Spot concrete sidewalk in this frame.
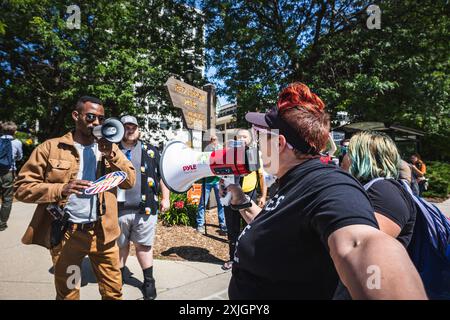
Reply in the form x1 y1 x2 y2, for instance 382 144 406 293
434 198 450 218
2 198 449 300
0 202 230 300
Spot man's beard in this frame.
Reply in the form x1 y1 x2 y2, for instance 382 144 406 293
123 134 138 144
79 125 94 138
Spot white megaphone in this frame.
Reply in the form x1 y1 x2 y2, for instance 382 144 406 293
160 140 260 193
92 118 125 143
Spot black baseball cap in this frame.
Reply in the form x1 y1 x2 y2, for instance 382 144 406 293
245 107 317 154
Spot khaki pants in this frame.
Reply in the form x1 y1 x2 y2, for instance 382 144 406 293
50 225 123 300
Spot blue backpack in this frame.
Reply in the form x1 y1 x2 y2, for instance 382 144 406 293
0 138 13 171
364 178 450 299
399 180 450 300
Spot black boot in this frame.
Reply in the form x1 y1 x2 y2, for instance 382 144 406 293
142 278 157 300
142 267 156 300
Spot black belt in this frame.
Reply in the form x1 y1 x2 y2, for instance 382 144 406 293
68 221 98 232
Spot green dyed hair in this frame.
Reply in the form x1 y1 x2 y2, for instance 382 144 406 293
348 131 401 183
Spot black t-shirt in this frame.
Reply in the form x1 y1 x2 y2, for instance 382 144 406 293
333 178 418 300
228 158 379 300
365 179 416 247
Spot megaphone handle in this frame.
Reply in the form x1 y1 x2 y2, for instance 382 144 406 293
218 177 233 207
201 180 207 235
220 192 232 207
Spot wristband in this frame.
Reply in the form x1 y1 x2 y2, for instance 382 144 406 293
230 195 252 210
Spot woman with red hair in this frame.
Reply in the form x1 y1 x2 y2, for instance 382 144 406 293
224 82 426 299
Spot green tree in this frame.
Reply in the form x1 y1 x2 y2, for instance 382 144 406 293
204 0 449 160
311 0 450 160
204 0 371 120
0 0 205 140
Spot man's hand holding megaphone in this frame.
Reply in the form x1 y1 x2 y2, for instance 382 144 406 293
91 117 125 159
97 138 114 159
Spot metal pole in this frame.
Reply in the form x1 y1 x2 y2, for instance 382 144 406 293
202 84 218 213
203 83 216 137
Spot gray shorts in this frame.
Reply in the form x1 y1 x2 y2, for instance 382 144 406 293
118 210 158 248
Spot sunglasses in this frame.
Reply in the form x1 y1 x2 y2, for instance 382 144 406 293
82 113 105 123
252 125 294 150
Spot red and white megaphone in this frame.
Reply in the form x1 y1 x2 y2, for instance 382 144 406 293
160 140 260 193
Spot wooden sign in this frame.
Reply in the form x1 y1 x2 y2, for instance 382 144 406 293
165 76 208 131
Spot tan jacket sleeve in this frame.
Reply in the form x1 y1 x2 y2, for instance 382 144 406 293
106 143 136 190
14 141 65 203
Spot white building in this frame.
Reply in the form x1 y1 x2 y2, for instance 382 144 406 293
216 102 237 130
136 5 205 148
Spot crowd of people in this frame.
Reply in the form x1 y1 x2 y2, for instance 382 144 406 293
0 81 440 300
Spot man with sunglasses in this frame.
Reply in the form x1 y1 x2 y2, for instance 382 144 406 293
14 96 136 300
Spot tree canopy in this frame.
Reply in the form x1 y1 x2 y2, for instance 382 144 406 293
204 0 449 159
1 0 448 159
0 0 204 140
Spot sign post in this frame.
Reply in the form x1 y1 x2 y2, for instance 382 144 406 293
165 76 218 212
165 76 208 132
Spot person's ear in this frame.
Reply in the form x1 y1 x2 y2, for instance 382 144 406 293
72 110 79 122
278 135 287 151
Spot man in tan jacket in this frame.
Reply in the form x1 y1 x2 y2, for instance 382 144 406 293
14 96 136 300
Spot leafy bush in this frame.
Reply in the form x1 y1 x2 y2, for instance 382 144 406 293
421 133 450 162
422 161 450 198
159 192 198 227
14 131 37 172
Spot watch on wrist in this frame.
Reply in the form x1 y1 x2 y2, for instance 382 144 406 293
231 195 252 210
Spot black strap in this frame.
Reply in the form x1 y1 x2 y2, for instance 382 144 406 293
97 157 106 217
140 142 146 211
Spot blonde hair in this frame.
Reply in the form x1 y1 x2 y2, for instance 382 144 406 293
348 131 400 183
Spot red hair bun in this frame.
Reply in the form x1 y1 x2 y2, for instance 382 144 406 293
277 82 325 114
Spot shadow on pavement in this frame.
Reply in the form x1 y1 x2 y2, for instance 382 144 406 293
203 233 228 244
203 224 228 243
120 265 143 289
161 246 224 264
48 257 143 290
80 257 97 286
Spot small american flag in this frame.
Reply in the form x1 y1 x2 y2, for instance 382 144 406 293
85 171 127 195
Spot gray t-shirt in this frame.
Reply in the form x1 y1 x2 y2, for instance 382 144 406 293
64 142 99 223
118 141 142 214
